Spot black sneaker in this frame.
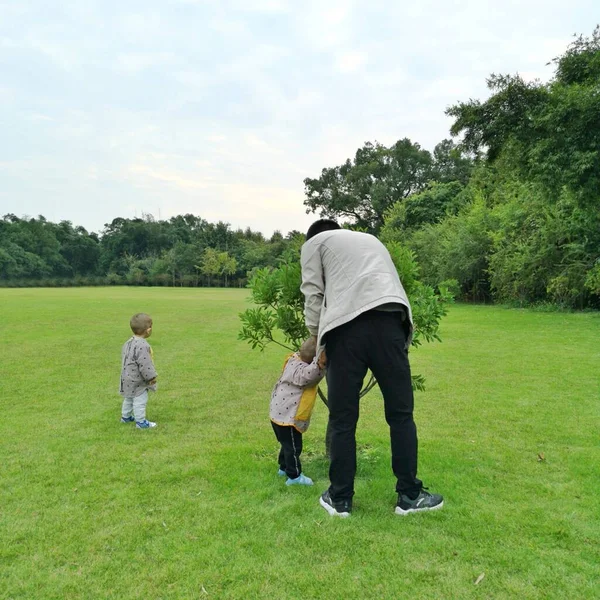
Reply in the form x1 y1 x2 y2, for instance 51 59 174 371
319 491 352 518
395 489 444 516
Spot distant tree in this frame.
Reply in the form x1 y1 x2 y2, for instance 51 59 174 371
446 27 600 206
382 181 468 237
431 139 474 185
444 26 600 307
0 212 301 287
0 215 70 278
303 138 434 233
55 221 100 275
199 248 221 286
220 251 237 287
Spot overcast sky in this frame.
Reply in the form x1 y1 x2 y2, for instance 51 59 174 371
0 0 596 236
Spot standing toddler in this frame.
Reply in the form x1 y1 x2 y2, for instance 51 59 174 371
270 337 326 485
120 313 158 429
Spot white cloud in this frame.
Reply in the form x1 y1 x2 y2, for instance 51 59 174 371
116 52 177 73
0 0 593 235
335 50 367 73
117 11 165 42
206 134 227 143
2 35 81 70
209 17 250 36
127 165 212 191
23 112 55 122
231 0 291 13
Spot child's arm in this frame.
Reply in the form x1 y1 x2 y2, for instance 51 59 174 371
288 358 325 388
137 343 158 382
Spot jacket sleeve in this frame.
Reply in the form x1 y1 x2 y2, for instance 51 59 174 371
300 243 325 336
137 343 157 382
288 359 325 388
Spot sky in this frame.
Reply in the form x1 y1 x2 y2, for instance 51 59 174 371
0 0 596 236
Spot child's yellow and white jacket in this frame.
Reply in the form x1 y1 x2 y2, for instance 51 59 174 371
269 353 325 433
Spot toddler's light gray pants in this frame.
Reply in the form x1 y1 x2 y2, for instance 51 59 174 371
122 390 148 422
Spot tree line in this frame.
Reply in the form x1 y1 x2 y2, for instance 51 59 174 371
0 213 304 288
0 136 468 291
2 28 599 308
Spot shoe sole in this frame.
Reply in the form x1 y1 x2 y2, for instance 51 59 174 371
395 501 444 516
319 496 351 518
286 480 313 486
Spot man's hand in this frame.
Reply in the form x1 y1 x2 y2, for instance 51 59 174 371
149 378 157 385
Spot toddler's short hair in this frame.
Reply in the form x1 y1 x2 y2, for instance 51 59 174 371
130 313 152 335
299 337 317 363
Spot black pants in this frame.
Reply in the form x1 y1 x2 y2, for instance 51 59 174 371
326 309 423 501
271 422 303 479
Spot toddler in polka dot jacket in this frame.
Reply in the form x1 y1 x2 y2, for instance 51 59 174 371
270 337 326 485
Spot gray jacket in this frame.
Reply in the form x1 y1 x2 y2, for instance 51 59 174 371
300 229 413 347
119 336 158 398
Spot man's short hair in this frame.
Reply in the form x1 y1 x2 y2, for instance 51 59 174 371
306 219 341 241
130 313 152 335
299 337 317 363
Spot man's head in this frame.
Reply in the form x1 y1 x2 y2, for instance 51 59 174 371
299 336 317 364
130 313 153 338
306 219 341 241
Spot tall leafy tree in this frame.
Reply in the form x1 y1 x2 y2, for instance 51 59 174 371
220 252 237 287
303 138 434 233
199 248 222 287
55 221 100 275
382 181 468 236
431 139 474 185
446 27 600 206
443 27 600 307
0 215 70 278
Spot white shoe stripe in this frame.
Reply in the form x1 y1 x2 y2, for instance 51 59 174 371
395 500 444 516
319 496 350 518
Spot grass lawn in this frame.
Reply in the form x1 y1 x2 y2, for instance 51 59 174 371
1 287 599 599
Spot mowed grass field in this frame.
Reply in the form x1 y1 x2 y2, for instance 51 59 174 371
1 287 599 600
